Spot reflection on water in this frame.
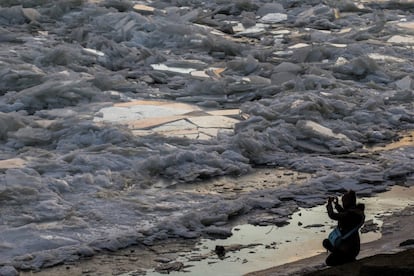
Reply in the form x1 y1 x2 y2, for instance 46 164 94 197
142 185 414 276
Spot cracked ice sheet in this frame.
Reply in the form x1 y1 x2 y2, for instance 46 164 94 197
95 100 241 139
95 100 201 123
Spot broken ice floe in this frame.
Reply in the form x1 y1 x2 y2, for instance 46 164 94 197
300 120 350 141
82 47 105 57
133 4 155 15
0 158 26 170
387 35 414 44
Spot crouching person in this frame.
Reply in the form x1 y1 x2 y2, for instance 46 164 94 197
323 190 365 266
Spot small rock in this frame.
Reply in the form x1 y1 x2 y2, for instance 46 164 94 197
399 239 414 247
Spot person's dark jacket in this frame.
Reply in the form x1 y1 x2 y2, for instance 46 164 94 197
327 202 365 258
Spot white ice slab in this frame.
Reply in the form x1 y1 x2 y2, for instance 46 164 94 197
387 35 414 44
114 100 198 111
368 53 405 63
288 43 309 49
328 43 347 48
0 158 26 169
126 116 187 129
133 4 155 13
231 23 245 33
273 50 294 57
82 48 105 57
151 119 197 132
206 109 240 116
335 57 348 66
396 22 414 30
150 64 197 74
302 120 350 140
338 28 352 34
271 29 291 35
236 24 267 36
187 116 239 129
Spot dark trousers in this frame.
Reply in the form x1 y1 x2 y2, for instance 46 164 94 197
323 239 356 266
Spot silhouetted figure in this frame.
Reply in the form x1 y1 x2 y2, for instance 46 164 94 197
323 190 365 266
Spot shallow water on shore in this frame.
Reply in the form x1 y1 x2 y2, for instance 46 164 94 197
141 185 414 276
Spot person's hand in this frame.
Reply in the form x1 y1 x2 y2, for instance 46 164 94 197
333 197 338 204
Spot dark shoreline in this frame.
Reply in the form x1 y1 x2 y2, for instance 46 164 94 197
305 247 414 276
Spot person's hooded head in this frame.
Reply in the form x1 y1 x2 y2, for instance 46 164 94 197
342 190 357 209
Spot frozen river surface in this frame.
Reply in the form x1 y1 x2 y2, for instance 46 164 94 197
0 0 413 272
